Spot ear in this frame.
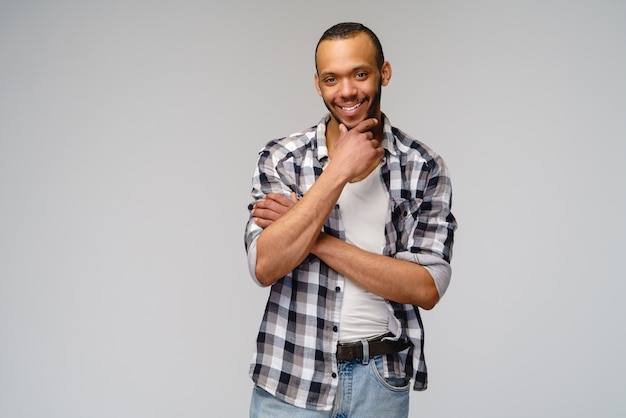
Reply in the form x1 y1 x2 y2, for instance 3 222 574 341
381 61 392 86
314 72 323 96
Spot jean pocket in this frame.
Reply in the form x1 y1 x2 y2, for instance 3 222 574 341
370 355 410 391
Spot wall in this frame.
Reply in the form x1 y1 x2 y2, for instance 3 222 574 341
1 1 624 416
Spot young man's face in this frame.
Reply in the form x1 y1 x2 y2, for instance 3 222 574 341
314 33 391 131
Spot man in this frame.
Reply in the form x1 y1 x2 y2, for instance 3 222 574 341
244 22 456 417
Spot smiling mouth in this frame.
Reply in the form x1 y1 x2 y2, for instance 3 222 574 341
340 102 362 111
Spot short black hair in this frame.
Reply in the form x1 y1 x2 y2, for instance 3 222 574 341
315 22 385 70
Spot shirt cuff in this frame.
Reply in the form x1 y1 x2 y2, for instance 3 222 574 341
247 237 264 287
394 251 452 298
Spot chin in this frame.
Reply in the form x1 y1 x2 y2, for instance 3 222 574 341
332 111 367 130
325 100 375 130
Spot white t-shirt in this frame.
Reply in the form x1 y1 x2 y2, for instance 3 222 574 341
337 164 392 342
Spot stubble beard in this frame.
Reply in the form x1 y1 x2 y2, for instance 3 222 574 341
324 83 383 131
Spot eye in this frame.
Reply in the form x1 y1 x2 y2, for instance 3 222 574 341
324 77 336 84
355 71 368 79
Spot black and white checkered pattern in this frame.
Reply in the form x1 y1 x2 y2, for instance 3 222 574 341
244 114 456 411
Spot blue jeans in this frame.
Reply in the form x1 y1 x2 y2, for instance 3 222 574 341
249 355 410 418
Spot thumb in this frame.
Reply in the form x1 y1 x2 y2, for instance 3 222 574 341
338 123 347 136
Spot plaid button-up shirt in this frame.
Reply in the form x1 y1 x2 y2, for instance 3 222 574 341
244 114 456 410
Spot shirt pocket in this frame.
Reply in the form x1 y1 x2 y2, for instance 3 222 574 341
391 197 424 250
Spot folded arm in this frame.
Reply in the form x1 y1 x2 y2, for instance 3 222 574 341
253 119 383 285
311 233 440 309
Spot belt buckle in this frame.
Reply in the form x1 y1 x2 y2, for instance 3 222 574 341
337 341 362 361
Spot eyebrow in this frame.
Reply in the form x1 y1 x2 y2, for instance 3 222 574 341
319 65 372 78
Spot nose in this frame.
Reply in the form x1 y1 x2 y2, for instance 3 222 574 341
339 79 357 98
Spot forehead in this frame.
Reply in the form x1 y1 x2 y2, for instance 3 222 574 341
315 33 378 73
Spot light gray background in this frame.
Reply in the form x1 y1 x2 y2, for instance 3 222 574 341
1 1 624 417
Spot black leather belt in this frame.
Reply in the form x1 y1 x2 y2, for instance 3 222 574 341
336 334 412 361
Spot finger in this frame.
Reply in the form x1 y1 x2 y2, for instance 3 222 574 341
253 217 272 229
256 193 288 208
265 193 296 208
252 207 281 221
352 118 378 133
263 192 286 202
290 192 298 203
255 196 292 216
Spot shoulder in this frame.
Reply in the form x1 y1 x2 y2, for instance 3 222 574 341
259 125 318 158
390 126 446 172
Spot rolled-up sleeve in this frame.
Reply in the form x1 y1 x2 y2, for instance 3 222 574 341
395 251 452 298
392 146 456 300
244 139 300 286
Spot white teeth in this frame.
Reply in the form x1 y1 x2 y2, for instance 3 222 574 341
342 103 361 111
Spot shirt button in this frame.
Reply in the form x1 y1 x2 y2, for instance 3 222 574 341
332 372 337 378
335 286 341 292
333 325 338 332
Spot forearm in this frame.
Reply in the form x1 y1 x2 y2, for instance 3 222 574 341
253 118 385 285
255 169 347 285
311 233 440 309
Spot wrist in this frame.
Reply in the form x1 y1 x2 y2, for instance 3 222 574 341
323 161 352 186
310 232 328 256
